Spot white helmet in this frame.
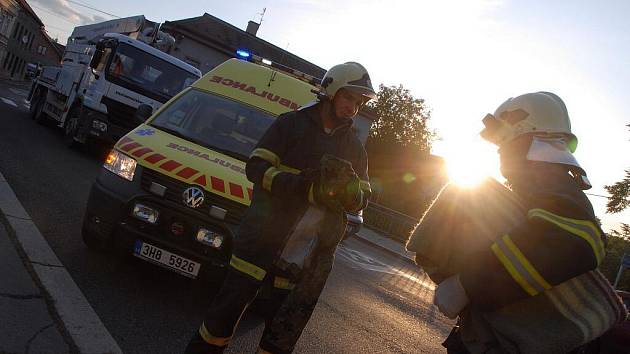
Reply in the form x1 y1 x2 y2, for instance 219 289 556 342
320 62 377 101
480 91 577 152
481 92 591 189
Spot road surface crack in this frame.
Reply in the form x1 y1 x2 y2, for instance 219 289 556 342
24 323 54 354
4 213 32 221
29 260 63 268
0 292 43 300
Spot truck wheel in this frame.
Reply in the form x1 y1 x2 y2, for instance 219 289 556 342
64 107 82 148
31 91 47 123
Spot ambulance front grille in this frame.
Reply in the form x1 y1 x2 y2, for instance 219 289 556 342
140 168 247 225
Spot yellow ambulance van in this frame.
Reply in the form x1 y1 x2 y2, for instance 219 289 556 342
81 55 373 279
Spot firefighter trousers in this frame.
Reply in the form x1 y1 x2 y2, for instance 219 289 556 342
184 267 292 354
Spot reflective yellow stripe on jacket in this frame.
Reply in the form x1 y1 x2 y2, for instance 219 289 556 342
252 148 301 192
528 208 605 264
199 322 231 346
229 255 267 281
491 234 552 296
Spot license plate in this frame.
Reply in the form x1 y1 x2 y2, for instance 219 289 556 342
133 240 201 278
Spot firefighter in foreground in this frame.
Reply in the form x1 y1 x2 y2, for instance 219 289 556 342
414 92 627 353
185 62 375 354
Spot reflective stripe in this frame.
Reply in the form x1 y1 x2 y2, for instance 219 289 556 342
262 166 283 192
308 183 316 204
491 242 539 296
528 209 604 264
251 148 280 167
359 180 372 193
229 255 266 281
199 322 231 346
501 235 552 290
250 148 301 175
273 277 295 290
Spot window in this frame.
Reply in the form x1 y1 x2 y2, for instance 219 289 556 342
150 89 276 159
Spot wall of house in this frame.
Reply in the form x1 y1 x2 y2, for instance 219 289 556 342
165 28 231 74
0 7 60 80
0 0 18 78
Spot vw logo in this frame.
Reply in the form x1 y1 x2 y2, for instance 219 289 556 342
182 186 204 208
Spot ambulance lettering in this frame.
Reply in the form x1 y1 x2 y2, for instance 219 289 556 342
209 75 301 110
166 143 246 175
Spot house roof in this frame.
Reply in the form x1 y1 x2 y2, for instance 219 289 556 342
162 13 326 79
16 0 44 27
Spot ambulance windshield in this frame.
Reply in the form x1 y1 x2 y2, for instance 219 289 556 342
150 89 276 160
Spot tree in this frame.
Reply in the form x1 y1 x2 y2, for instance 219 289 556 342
363 84 443 218
600 124 630 290
604 124 630 213
367 84 437 154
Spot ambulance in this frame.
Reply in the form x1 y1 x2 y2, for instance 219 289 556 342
81 54 373 279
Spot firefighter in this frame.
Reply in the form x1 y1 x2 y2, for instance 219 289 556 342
435 92 609 351
184 62 375 354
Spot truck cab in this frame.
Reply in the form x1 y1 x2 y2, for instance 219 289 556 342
28 16 202 147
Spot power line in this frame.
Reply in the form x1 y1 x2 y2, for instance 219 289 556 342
585 192 610 199
65 0 120 18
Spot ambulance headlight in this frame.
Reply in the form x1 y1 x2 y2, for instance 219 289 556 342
196 228 224 249
104 150 137 181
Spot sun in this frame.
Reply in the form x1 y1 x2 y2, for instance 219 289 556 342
440 138 501 188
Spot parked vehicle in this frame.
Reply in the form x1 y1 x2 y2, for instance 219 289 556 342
28 16 201 147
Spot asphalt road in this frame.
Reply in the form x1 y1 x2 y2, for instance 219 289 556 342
0 80 452 353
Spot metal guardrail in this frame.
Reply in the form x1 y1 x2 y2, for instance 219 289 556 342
363 202 420 243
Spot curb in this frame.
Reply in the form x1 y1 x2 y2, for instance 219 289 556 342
0 172 123 354
351 232 417 266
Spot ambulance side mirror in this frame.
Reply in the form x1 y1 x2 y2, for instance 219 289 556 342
135 104 153 123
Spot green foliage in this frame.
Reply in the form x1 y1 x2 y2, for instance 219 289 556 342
604 124 630 213
605 169 630 213
367 84 437 153
364 84 444 217
599 233 630 291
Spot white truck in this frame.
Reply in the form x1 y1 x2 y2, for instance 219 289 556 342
28 16 202 147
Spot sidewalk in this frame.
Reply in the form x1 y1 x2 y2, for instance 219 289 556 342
0 172 122 354
352 226 417 265
0 223 71 353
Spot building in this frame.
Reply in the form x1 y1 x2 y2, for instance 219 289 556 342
0 0 62 80
161 13 325 78
0 0 18 72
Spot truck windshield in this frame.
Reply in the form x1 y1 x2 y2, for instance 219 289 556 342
106 43 199 103
149 89 276 160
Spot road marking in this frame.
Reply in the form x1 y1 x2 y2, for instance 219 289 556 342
337 244 435 289
9 88 27 96
1 97 18 107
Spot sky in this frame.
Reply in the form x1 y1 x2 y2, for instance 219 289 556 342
29 0 630 232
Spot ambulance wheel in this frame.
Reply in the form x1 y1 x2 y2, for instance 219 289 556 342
64 107 82 148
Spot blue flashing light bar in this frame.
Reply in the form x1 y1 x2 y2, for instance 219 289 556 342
236 49 251 59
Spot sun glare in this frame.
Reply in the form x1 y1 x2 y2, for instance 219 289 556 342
439 139 500 188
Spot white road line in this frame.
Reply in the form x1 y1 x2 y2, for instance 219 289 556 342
1 97 18 107
9 88 27 96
